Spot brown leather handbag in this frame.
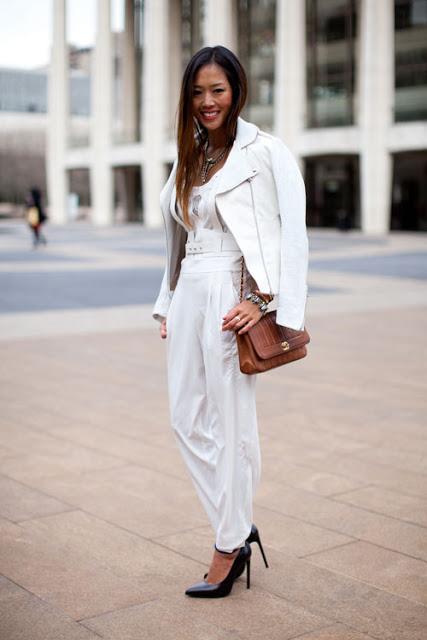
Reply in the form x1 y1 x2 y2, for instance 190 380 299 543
235 259 310 374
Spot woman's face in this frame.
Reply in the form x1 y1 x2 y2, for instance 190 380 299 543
192 63 233 134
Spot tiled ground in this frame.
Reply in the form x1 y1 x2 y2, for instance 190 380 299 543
0 221 426 639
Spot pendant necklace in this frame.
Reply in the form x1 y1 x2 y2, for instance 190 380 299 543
200 141 228 184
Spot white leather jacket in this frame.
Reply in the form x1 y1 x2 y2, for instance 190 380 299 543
152 117 309 330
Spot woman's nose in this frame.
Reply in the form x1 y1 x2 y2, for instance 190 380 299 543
202 92 215 107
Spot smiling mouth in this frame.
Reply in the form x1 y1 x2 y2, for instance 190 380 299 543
201 111 220 120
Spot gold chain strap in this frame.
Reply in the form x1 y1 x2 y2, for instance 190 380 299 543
239 255 244 303
239 255 273 306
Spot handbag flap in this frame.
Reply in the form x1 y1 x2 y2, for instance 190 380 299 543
246 311 310 360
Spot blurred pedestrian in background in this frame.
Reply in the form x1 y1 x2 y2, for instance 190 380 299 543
25 187 48 248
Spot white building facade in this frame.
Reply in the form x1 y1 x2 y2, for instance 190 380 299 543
48 0 427 233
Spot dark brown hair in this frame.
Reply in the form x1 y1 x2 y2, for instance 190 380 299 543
176 46 248 227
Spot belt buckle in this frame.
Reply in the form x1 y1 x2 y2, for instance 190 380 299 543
186 242 202 254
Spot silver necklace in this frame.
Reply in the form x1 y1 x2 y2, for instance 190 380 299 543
200 141 227 184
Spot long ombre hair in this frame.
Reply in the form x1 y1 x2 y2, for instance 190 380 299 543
176 46 248 227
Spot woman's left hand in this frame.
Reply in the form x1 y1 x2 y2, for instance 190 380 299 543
222 300 263 335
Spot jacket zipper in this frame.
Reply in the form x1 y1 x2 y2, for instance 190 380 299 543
247 174 274 297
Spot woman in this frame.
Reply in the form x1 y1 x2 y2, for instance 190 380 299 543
153 46 308 598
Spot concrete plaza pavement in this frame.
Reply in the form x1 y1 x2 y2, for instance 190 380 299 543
0 220 426 639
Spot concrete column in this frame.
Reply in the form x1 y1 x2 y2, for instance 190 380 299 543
47 0 68 224
168 0 181 138
91 0 113 225
203 0 237 51
274 0 306 160
142 0 169 227
359 0 394 233
122 0 138 142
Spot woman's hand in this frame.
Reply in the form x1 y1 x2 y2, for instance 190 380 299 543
222 300 263 335
160 318 167 339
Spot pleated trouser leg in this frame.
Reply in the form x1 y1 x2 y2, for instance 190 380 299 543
166 252 261 552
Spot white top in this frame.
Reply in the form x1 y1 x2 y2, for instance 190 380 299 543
175 167 229 233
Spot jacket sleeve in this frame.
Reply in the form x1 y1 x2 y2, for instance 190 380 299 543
270 138 309 330
151 159 178 324
152 266 173 323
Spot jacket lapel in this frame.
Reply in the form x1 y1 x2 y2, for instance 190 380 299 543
215 142 258 195
215 117 259 195
161 117 259 218
160 159 177 219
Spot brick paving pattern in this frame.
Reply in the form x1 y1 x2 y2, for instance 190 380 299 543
0 220 426 639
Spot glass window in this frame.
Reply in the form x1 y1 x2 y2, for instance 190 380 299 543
238 0 276 132
181 0 204 71
66 0 96 147
111 0 144 144
391 151 427 230
68 169 91 220
394 0 427 121
113 166 143 222
305 155 360 229
306 0 357 128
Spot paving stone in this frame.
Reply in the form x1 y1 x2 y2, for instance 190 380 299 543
261 418 371 456
0 512 203 620
305 539 427 605
302 451 427 499
33 419 189 481
83 596 241 640
0 474 73 521
155 504 354 562
0 576 102 639
253 547 427 640
353 445 427 475
18 509 204 580
0 444 18 459
0 447 125 484
1 228 426 640
289 624 376 639
333 485 427 528
20 464 207 539
82 590 331 640
259 454 366 496
0 423 126 483
255 480 427 561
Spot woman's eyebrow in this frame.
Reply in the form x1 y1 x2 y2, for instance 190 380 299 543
193 82 225 88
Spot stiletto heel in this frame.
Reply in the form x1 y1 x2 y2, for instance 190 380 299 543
247 523 269 568
186 543 252 598
246 557 251 589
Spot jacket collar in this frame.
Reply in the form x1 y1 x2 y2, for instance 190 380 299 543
215 117 259 195
234 116 259 149
164 117 260 220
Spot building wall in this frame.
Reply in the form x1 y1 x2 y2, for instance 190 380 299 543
0 113 46 205
46 0 427 232
0 65 90 205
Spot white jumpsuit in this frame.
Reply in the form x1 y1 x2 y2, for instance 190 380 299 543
166 168 262 553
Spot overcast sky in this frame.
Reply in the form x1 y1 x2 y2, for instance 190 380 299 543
0 0 124 70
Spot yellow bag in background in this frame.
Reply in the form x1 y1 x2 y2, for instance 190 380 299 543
27 206 39 226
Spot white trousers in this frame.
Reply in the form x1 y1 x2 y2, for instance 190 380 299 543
166 230 261 552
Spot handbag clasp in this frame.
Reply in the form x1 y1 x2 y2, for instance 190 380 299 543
281 341 290 351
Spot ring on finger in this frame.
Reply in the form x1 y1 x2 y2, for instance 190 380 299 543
235 316 241 322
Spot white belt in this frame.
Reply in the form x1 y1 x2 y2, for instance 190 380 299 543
185 231 240 254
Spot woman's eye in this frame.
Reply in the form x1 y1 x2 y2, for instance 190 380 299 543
192 88 224 96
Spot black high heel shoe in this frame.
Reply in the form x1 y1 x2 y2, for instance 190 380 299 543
185 543 251 598
203 523 269 579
